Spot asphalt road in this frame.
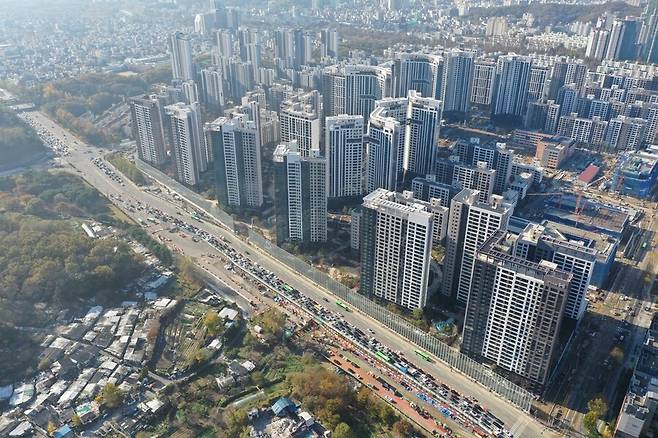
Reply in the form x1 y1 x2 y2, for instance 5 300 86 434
26 110 557 438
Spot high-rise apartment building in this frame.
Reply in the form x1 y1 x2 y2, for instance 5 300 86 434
461 231 571 388
322 65 392 121
130 95 168 167
205 104 263 211
169 32 195 81
514 223 597 320
442 190 513 304
392 53 443 99
273 141 327 245
360 189 439 309
165 102 206 186
471 60 497 106
411 174 457 207
365 100 405 193
441 49 475 115
404 90 443 178
216 29 234 57
200 67 225 111
321 29 339 58
279 90 322 157
326 115 364 199
492 54 532 121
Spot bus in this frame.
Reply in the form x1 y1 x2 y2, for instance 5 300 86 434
335 300 350 311
191 213 203 223
375 351 391 363
415 350 432 362
282 284 294 294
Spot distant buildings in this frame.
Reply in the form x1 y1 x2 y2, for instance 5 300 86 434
321 29 339 59
273 141 327 245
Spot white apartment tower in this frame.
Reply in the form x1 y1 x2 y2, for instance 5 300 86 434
392 52 443 99
130 95 168 167
404 90 443 178
323 64 392 121
279 90 322 157
442 189 513 303
471 60 497 106
441 49 475 114
204 105 263 210
514 224 597 320
169 32 195 81
492 54 532 119
273 141 327 244
360 189 436 309
165 102 206 186
326 115 364 199
462 231 571 387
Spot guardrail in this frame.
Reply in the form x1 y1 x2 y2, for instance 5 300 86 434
247 230 535 412
135 159 235 232
133 158 535 412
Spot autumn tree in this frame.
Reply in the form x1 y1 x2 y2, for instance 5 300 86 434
333 423 357 438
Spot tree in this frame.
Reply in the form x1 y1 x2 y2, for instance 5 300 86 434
47 421 57 436
96 383 124 409
377 402 397 427
256 308 287 337
333 422 357 438
412 308 424 321
392 420 415 437
584 397 608 437
250 370 266 387
223 408 249 438
203 310 221 336
71 414 82 427
610 346 624 364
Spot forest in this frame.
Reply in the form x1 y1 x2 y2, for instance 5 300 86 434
18 65 171 145
0 106 46 170
0 171 145 328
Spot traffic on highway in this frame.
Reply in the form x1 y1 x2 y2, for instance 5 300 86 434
98 189 514 438
18 109 547 437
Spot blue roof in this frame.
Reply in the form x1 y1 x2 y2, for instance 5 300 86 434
271 397 295 416
54 425 72 438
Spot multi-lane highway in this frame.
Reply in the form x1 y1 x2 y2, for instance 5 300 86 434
21 110 558 438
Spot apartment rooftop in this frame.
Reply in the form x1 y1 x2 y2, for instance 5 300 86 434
477 231 573 282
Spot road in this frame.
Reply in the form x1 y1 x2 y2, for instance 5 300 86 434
25 110 557 438
545 210 657 435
